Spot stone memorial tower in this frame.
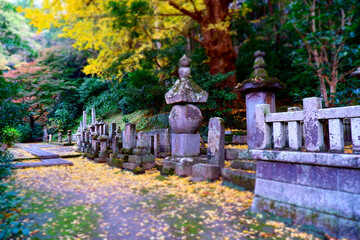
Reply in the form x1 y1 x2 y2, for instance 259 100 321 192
163 55 209 176
236 51 283 149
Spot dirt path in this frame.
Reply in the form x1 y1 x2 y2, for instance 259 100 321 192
8 144 320 239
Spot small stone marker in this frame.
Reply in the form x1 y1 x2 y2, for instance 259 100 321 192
58 130 63 143
67 130 72 143
83 111 87 129
207 117 225 168
91 108 96 124
124 123 136 149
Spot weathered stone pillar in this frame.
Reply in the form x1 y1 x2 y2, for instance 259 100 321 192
236 51 283 149
254 104 271 149
67 130 72 144
58 130 63 143
303 97 324 151
83 111 87 129
43 128 49 143
91 108 96 124
207 117 225 168
163 55 208 177
123 123 136 150
351 118 360 153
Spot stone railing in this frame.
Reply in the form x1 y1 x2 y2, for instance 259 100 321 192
254 97 360 153
250 97 360 239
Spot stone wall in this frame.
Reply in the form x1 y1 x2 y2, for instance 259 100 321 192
252 154 360 239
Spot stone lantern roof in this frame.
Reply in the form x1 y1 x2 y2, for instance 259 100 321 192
235 51 284 93
165 55 208 105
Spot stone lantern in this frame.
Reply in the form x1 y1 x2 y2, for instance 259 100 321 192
163 55 209 176
236 51 284 149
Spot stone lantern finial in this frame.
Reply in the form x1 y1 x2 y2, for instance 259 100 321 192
251 51 268 79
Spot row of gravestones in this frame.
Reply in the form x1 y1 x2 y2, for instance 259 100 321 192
74 113 225 177
74 109 170 173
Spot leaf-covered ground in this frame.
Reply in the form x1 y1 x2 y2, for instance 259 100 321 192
5 147 322 239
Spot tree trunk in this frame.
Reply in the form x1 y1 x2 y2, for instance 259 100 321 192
201 0 237 89
29 115 34 140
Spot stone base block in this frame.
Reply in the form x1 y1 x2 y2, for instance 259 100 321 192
133 148 150 155
163 156 207 177
221 168 256 191
162 161 176 175
94 158 107 163
142 162 155 170
171 134 200 157
128 155 155 164
230 160 256 171
158 152 169 158
99 151 109 159
123 162 140 170
191 163 220 181
107 158 123 168
114 154 129 162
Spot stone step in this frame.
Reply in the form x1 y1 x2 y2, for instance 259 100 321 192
221 168 256 191
230 160 256 171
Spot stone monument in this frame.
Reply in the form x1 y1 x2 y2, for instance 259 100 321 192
236 50 283 149
163 55 208 176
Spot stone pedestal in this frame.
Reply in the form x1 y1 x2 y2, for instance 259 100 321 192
171 134 200 157
95 136 109 163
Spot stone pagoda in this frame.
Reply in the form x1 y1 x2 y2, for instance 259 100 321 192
163 55 209 176
236 50 283 149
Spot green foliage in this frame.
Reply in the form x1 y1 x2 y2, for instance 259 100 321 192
0 150 30 239
0 127 21 146
0 71 26 132
119 70 166 114
15 124 32 143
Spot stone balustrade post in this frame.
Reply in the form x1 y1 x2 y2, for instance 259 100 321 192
303 97 325 151
254 104 271 149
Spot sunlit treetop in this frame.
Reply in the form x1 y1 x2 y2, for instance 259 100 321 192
19 0 250 80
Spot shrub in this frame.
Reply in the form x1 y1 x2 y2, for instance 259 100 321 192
0 127 21 147
0 150 31 239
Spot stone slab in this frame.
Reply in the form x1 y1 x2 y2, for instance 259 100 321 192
231 149 360 169
14 158 73 169
21 147 60 159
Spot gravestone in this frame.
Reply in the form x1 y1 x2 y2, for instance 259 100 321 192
67 130 72 143
123 123 136 149
58 130 63 143
163 55 208 176
207 117 225 168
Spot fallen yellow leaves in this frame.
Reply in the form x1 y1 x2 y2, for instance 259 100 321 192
7 156 320 239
